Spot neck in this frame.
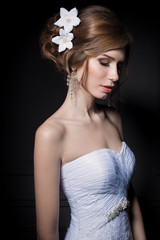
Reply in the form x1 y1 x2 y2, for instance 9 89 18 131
62 87 96 120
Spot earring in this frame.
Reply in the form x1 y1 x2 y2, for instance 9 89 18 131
67 70 78 100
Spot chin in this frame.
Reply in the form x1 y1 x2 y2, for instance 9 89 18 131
89 90 108 100
95 94 108 100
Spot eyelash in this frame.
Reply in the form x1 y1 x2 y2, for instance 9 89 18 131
99 60 110 66
99 60 124 72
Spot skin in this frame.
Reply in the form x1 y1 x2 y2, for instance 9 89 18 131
34 49 147 240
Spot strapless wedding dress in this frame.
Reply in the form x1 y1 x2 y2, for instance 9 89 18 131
60 142 136 240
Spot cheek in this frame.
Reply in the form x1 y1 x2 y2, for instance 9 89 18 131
76 65 85 82
87 60 107 83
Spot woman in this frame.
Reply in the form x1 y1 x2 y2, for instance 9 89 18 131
34 5 147 240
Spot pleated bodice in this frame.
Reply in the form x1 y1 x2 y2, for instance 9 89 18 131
60 142 136 240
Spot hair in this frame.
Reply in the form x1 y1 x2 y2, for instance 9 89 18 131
40 5 132 99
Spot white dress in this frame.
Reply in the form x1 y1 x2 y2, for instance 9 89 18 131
60 142 136 240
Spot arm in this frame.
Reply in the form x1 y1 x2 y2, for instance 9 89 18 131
128 184 147 240
34 121 64 240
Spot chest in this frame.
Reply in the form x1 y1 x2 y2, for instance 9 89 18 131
61 119 121 164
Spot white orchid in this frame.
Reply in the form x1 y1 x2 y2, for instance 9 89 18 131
52 29 74 52
54 7 81 33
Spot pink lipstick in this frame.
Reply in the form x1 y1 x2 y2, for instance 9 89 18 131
101 85 113 93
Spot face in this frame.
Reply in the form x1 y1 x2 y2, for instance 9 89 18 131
77 49 126 99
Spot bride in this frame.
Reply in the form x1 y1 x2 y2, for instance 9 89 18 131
34 5 146 240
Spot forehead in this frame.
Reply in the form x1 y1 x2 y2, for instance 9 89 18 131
98 49 126 62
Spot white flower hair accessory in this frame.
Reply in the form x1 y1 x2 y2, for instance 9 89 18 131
51 7 81 53
52 29 74 53
54 7 81 33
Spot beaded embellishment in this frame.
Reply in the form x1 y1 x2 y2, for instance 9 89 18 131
79 198 130 239
107 199 130 222
66 70 78 100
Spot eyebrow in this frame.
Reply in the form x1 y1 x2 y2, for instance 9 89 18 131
101 53 125 62
101 54 115 60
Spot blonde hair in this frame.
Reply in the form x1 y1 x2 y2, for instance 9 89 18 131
40 5 132 91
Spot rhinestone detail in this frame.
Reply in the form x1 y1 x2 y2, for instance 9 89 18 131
107 199 130 222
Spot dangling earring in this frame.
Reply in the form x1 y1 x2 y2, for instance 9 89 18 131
67 70 78 100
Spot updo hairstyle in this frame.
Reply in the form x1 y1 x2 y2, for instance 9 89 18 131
40 5 132 90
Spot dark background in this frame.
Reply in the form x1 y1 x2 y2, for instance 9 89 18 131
4 0 160 239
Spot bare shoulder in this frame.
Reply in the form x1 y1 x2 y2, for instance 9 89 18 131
35 117 65 142
34 116 66 163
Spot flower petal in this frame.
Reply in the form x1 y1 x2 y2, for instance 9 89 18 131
69 7 78 17
59 28 67 36
64 24 73 33
66 41 73 50
67 32 74 41
60 7 69 17
54 18 64 27
72 16 81 26
58 43 67 52
52 36 61 44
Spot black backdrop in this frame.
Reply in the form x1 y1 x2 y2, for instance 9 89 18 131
4 0 160 239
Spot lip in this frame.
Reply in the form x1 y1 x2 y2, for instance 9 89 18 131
101 85 113 93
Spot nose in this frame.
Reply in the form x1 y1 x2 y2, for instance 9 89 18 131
108 65 119 82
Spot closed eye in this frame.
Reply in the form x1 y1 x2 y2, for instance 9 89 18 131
98 59 110 67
